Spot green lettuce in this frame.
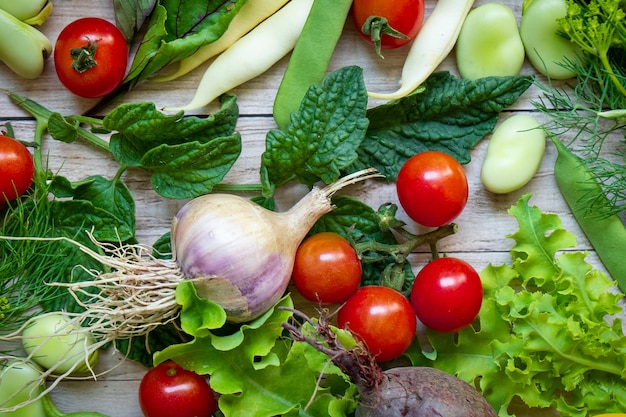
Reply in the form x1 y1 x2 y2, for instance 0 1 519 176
408 194 626 417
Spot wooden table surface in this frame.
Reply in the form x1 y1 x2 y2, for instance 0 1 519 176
0 1 619 416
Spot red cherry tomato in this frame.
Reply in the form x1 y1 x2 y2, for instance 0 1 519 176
337 286 416 362
54 17 128 98
410 257 483 333
352 0 425 50
396 151 469 227
0 135 35 204
138 360 218 417
292 232 362 304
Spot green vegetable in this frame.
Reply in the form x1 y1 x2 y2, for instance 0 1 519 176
272 0 353 131
558 0 626 96
456 3 525 80
0 360 45 416
480 114 546 194
354 72 534 180
88 0 249 113
552 136 626 291
0 0 51 24
163 0 314 113
407 193 626 417
155 288 358 417
21 312 99 375
262 66 369 197
112 0 156 42
0 8 51 79
520 0 582 79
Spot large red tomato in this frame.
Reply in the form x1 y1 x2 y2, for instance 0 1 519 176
410 257 483 333
0 135 35 203
352 0 425 53
292 232 362 305
138 360 218 417
337 286 416 362
396 151 469 227
54 17 128 98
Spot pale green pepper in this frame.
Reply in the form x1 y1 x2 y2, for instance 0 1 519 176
0 9 52 79
520 0 582 79
0 0 52 25
455 3 525 80
480 114 546 194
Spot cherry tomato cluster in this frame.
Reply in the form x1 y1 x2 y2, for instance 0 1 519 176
291 151 482 363
54 17 128 98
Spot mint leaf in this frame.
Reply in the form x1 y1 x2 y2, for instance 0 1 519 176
261 66 369 192
354 72 533 180
407 193 626 417
142 133 241 199
105 97 238 167
49 175 136 242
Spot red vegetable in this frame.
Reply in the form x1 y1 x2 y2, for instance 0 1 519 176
53 17 128 98
139 360 217 417
0 135 34 204
292 232 362 304
410 257 483 332
337 286 416 362
396 151 468 227
352 0 425 57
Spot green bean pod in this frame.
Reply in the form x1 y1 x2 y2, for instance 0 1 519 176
0 8 52 79
272 0 353 131
552 137 626 291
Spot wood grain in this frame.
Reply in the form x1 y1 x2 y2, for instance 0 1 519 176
0 0 620 416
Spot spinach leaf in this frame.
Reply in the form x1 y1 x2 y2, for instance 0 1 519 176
113 0 156 42
354 72 534 180
261 66 369 195
104 96 242 198
49 175 136 242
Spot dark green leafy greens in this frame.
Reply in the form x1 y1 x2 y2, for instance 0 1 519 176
354 72 534 180
113 0 156 42
407 194 626 417
91 0 249 113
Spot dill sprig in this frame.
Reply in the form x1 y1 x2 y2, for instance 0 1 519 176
534 0 626 218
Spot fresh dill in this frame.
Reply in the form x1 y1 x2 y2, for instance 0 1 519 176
534 0 626 217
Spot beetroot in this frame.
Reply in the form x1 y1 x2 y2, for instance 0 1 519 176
282 308 497 417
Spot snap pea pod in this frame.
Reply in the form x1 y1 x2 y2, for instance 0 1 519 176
272 0 353 131
552 137 626 292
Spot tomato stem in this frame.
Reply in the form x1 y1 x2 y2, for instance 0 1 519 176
70 37 99 73
361 15 409 58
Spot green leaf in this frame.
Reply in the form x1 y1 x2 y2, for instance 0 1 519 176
113 0 156 42
176 281 227 338
48 175 136 242
123 0 249 87
407 193 626 417
142 133 242 199
354 72 534 180
261 66 369 191
154 296 357 417
105 97 239 167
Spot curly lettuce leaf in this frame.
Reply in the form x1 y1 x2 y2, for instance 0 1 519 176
353 72 533 180
154 293 357 417
408 193 626 417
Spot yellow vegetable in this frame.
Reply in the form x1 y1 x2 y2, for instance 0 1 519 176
153 0 290 82
367 0 474 100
